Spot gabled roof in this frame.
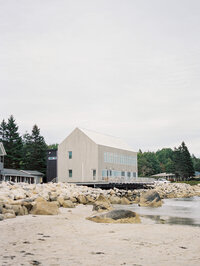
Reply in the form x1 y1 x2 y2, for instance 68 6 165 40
78 128 135 152
0 142 6 156
151 172 175 177
2 169 35 178
20 170 44 176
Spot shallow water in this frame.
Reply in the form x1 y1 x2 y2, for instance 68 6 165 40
116 196 200 226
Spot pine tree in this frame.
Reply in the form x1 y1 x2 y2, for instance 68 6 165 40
181 142 195 178
23 125 47 173
22 132 32 170
192 155 200 172
1 115 23 169
173 142 194 180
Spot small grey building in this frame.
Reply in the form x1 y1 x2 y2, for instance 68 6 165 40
0 142 44 184
58 128 137 183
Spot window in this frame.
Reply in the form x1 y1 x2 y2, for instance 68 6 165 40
93 169 96 180
133 172 136 178
127 172 131 178
103 152 136 166
69 169 72 178
102 169 107 180
121 171 125 177
68 151 72 159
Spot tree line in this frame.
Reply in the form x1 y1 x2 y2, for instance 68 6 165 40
138 142 200 178
1 115 199 180
0 115 47 174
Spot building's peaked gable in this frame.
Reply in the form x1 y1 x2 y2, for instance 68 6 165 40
0 142 6 156
78 128 135 152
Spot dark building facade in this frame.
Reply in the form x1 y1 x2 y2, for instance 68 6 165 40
46 149 57 182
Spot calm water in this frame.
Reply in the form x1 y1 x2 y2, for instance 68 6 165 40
116 196 200 226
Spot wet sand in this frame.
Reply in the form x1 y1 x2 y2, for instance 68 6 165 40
0 205 200 266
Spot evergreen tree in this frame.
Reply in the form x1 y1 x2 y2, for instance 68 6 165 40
23 125 47 173
138 150 161 177
173 142 195 179
192 155 200 172
0 115 23 169
22 132 32 170
156 148 175 173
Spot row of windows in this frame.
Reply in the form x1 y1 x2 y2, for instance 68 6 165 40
102 169 137 178
104 152 136 166
67 151 136 167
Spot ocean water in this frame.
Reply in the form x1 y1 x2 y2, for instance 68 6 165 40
116 196 200 226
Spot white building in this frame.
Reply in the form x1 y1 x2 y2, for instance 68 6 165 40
58 128 137 183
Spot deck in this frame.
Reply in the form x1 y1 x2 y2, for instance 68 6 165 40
69 178 155 190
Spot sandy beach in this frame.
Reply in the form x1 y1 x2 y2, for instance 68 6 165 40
0 205 200 266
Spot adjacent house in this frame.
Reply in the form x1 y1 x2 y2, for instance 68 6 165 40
0 142 44 184
58 128 137 183
151 172 176 181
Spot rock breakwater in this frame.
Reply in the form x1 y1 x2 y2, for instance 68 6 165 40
0 181 200 221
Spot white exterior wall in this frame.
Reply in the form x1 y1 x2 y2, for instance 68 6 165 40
58 128 138 183
98 145 137 182
58 128 98 182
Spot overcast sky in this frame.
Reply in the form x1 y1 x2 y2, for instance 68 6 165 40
0 0 200 156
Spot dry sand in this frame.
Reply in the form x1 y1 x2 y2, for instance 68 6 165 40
0 205 200 266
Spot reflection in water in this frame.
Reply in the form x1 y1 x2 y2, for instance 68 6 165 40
116 196 200 227
141 214 198 227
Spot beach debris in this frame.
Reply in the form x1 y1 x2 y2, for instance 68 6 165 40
91 251 105 255
30 260 41 265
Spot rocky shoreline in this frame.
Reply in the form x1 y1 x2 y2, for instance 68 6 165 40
0 181 200 222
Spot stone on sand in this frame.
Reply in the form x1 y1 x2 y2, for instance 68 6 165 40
62 200 75 208
87 209 141 224
139 190 162 207
30 200 60 215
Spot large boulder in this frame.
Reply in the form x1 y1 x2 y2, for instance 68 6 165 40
93 194 112 212
30 199 60 215
92 201 112 212
11 205 28 216
139 190 162 207
77 195 88 205
62 200 75 208
109 196 121 204
120 197 131 205
57 196 65 206
3 212 16 219
96 194 109 203
85 195 95 204
87 209 141 224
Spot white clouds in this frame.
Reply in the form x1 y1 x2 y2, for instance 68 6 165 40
0 0 200 156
